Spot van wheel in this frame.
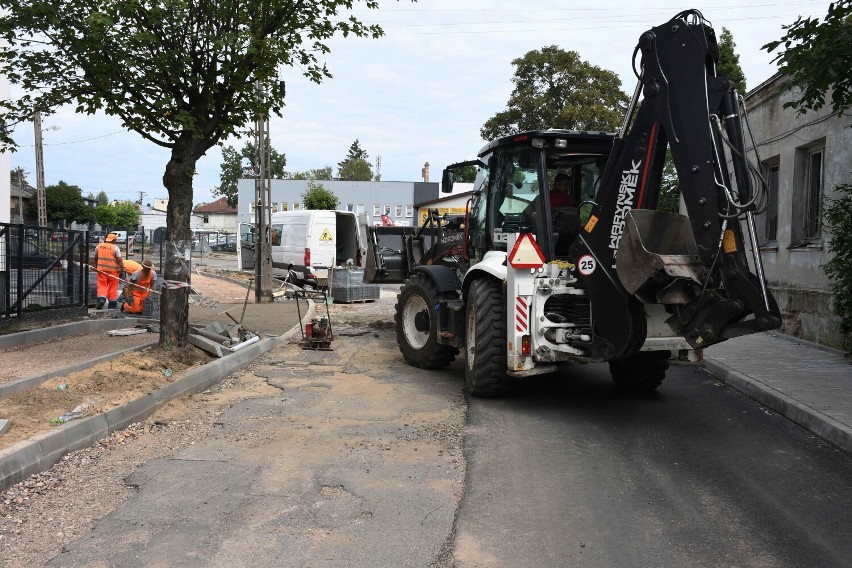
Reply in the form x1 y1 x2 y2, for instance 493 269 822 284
394 273 458 369
609 350 670 392
464 278 512 398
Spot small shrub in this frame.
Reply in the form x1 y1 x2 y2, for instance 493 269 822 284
823 183 852 352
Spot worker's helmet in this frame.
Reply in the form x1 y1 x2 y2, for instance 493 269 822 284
105 233 118 242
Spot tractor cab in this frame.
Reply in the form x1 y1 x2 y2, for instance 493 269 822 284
448 130 615 265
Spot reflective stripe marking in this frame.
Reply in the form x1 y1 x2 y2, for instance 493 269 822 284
515 296 528 333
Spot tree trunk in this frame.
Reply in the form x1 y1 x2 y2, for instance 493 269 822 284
159 140 199 348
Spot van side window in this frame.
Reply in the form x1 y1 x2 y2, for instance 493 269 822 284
270 224 283 246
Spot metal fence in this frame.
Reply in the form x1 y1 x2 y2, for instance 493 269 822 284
0 223 89 323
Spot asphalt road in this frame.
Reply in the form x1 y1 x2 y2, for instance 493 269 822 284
456 363 852 568
34 317 852 567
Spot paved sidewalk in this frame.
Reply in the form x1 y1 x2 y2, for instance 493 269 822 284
704 332 851 455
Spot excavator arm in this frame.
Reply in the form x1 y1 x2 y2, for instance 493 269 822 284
570 9 781 360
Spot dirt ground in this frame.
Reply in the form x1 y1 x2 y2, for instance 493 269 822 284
1 345 212 448
0 270 262 450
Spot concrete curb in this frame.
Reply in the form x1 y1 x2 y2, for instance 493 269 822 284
704 358 852 456
0 300 315 492
0 317 156 350
0 340 158 400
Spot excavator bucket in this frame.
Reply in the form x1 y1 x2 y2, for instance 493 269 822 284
616 209 708 305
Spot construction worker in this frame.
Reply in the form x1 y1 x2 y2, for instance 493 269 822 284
121 259 157 314
95 233 125 309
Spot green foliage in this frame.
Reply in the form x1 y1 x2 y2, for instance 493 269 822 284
289 166 334 180
337 139 373 180
656 149 680 213
454 165 478 183
94 204 118 227
302 181 339 210
717 28 747 94
112 201 140 228
26 181 88 224
481 46 629 140
338 158 373 181
763 1 852 116
96 191 109 207
214 139 287 208
0 0 389 344
10 166 28 186
823 184 852 348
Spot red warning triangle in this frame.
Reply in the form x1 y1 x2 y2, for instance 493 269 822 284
508 232 544 268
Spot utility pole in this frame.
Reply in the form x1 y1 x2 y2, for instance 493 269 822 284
33 112 47 227
254 80 273 303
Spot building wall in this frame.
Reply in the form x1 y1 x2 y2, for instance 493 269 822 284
744 74 852 348
197 211 236 232
237 179 439 228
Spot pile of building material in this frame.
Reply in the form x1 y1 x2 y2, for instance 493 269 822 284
331 268 380 303
188 321 260 358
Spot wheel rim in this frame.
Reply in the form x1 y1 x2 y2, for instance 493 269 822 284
402 294 430 350
466 305 476 371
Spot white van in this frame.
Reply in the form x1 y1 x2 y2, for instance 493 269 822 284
270 210 365 288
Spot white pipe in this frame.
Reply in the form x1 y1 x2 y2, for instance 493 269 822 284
229 335 260 352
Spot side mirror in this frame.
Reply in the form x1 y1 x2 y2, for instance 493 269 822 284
441 168 454 193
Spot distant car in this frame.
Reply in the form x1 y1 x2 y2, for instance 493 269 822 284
6 238 57 269
89 231 106 243
132 231 147 243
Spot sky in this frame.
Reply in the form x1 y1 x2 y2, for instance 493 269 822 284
8 0 830 208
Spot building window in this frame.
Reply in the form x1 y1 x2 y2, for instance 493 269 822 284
372 204 382 217
203 214 210 223
292 202 302 211
395 205 404 217
356 204 365 214
804 148 823 240
762 159 779 244
405 205 414 218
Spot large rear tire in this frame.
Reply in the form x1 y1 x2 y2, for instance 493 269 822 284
394 273 458 369
609 350 670 392
464 278 512 397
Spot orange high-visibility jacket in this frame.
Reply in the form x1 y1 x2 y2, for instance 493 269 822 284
96 242 121 273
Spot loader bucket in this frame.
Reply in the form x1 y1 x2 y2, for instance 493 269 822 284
616 209 708 304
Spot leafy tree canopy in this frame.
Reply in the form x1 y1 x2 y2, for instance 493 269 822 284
96 191 109 207
717 27 747 94
338 158 373 181
481 46 629 140
337 139 373 180
289 166 334 180
214 138 287 208
112 201 140 228
0 0 388 346
26 180 87 224
454 165 478 184
94 204 117 227
763 1 852 116
302 181 339 210
10 166 29 186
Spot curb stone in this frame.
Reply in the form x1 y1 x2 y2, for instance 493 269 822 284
0 300 315 492
703 358 852 456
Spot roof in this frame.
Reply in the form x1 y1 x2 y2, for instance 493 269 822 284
193 197 237 214
11 181 35 199
416 190 476 208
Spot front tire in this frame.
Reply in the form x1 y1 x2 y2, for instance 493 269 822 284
394 273 458 369
464 278 511 397
609 350 670 392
